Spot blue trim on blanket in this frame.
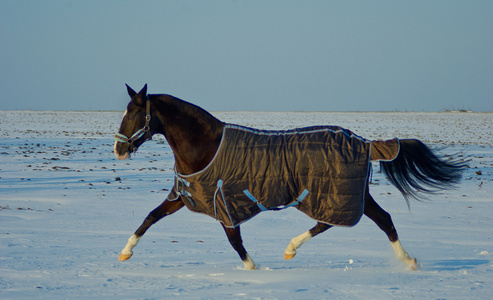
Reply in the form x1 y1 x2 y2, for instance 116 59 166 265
225 124 368 143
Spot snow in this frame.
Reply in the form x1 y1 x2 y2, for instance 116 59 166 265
1 110 492 299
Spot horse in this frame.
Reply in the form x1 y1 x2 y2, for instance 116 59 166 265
114 84 465 271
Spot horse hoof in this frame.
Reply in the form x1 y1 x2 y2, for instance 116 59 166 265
408 258 418 271
119 253 133 261
284 253 296 260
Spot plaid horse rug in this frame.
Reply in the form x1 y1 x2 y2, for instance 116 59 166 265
167 124 399 228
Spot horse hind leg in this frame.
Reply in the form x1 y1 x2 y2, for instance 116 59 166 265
364 192 418 270
284 222 332 260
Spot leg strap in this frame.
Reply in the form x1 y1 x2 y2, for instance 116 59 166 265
243 189 309 211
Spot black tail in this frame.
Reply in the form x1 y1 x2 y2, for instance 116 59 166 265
380 139 467 203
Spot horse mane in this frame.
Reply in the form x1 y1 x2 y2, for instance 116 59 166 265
152 94 224 132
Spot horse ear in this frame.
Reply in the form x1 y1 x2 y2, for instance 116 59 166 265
133 84 148 107
137 84 147 98
126 84 137 98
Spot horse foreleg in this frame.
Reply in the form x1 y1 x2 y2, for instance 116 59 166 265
222 224 256 270
364 192 418 270
119 198 185 261
284 222 332 260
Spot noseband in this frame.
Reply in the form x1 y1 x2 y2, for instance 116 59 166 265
114 98 151 146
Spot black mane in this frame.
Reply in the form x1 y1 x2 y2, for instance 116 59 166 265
152 94 224 134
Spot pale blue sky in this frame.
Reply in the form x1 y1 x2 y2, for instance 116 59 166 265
1 0 492 111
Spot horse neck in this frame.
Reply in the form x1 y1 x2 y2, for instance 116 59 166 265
151 95 224 174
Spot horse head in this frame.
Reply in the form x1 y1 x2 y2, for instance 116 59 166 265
114 84 153 160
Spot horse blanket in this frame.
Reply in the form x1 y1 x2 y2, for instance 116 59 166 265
167 124 399 228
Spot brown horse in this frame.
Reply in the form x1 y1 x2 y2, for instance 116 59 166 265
114 84 465 270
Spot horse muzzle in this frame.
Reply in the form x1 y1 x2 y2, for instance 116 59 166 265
114 141 132 160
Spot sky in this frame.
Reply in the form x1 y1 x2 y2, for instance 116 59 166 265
1 0 492 112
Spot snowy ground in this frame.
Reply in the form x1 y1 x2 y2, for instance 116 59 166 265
0 110 492 299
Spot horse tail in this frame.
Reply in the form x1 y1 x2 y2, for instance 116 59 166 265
380 139 467 203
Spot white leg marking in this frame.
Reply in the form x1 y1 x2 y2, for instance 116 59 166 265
391 240 418 270
243 254 256 270
284 231 313 260
119 234 141 261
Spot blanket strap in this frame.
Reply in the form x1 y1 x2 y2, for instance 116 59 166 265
243 190 269 211
175 177 194 206
243 189 309 211
213 180 235 225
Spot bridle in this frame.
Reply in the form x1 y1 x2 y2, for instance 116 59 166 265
114 97 151 147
